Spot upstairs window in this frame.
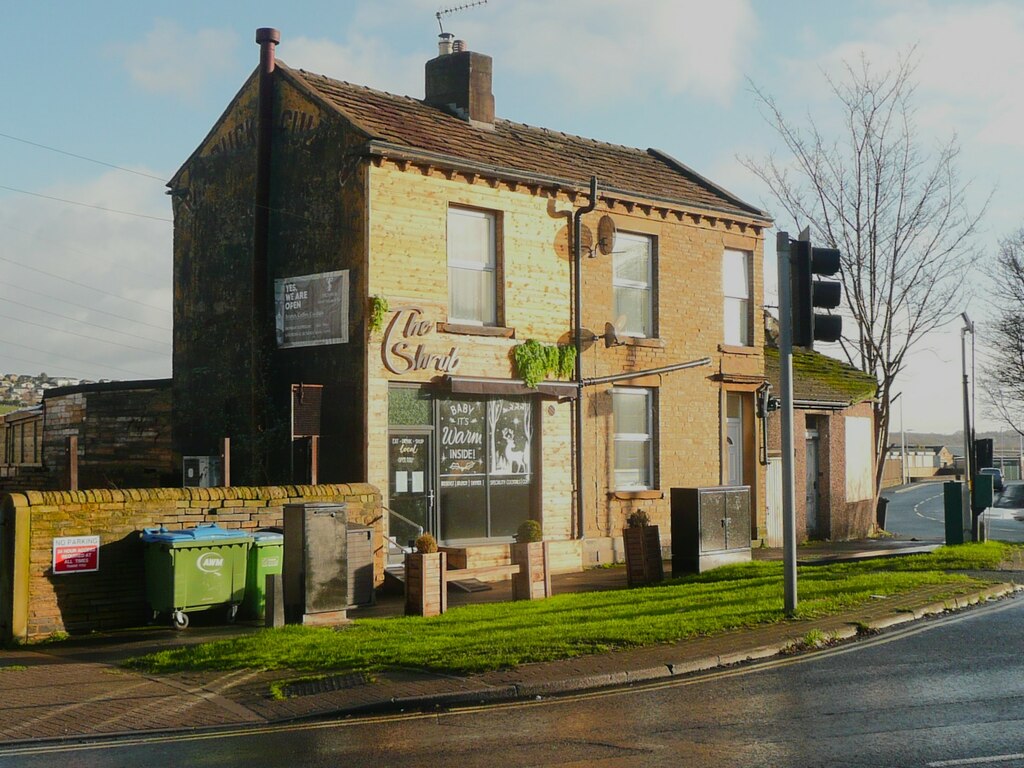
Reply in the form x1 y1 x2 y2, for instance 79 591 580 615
448 207 497 326
723 249 752 346
613 232 655 338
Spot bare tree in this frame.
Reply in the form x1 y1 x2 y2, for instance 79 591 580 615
983 230 1024 437
743 51 986 495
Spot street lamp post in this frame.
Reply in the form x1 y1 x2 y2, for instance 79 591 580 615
893 392 907 485
961 312 975 540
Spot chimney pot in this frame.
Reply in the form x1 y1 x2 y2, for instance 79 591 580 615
256 27 281 74
452 39 467 53
438 32 454 56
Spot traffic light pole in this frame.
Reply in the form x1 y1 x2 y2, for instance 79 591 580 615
777 231 799 616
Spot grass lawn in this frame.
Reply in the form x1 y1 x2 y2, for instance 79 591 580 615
127 542 1012 676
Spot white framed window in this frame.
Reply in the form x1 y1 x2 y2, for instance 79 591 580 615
613 232 654 337
723 249 751 346
612 387 655 489
448 207 497 325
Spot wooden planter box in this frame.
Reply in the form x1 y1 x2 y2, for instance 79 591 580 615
510 541 551 600
623 525 665 587
404 551 447 617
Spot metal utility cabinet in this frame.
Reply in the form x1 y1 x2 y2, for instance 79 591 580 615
283 503 348 625
671 486 752 574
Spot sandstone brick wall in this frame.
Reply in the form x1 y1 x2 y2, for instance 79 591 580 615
364 160 768 564
2 483 381 641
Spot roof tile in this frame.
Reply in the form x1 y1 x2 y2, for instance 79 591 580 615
285 64 766 220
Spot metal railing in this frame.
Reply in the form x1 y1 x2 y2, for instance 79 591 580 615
384 506 424 568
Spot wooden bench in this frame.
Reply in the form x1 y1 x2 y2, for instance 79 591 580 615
445 563 520 584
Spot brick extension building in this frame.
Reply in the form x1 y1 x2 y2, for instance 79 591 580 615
0 380 173 494
764 346 878 542
169 29 773 574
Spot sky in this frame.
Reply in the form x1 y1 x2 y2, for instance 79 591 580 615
2 0 1019 433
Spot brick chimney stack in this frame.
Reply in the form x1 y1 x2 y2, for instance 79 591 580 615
424 37 495 129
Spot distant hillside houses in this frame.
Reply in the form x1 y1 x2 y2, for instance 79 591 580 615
0 372 107 407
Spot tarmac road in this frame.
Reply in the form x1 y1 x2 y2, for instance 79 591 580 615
883 481 1024 543
4 596 1024 768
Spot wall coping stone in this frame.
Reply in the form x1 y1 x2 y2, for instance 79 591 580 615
5 484 378 510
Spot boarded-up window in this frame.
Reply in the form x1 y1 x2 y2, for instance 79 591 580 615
845 416 873 502
291 384 323 437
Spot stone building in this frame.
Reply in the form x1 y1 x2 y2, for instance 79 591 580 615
169 29 772 574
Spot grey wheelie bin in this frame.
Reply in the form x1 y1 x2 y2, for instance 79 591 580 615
141 524 252 629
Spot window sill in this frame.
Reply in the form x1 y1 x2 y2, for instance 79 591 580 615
618 336 665 349
608 490 664 501
718 344 758 356
438 322 516 339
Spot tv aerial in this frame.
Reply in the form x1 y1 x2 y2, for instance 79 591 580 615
436 0 488 33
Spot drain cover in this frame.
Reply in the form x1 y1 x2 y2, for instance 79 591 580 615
281 672 372 697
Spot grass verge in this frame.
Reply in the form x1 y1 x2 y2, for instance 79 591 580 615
126 542 1011 676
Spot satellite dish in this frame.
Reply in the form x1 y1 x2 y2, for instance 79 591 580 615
604 321 624 348
597 215 617 256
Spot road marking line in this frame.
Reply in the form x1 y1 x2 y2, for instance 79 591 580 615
927 753 1024 766
912 491 943 523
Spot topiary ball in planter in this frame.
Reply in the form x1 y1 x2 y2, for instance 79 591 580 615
414 532 438 553
515 519 543 543
626 509 651 528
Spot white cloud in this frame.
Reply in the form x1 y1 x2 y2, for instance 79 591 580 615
477 0 758 105
284 34 428 97
114 20 239 104
0 172 172 381
816 2 1024 150
328 0 757 106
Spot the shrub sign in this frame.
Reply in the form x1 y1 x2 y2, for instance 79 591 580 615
52 536 100 574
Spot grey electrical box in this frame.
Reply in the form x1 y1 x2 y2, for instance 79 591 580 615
182 456 222 488
347 524 374 607
283 503 348 625
671 486 752 574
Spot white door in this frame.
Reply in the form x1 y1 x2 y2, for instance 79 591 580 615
766 457 783 547
805 429 819 536
726 394 743 486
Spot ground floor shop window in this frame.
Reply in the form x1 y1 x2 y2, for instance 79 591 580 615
388 386 537 544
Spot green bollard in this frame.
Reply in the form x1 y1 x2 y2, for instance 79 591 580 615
944 481 964 545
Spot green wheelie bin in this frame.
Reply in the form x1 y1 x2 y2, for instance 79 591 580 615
141 524 252 629
243 530 284 620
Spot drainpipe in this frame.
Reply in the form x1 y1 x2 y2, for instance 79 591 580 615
573 177 598 540
252 27 280 483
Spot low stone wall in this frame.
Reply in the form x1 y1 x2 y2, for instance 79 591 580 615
0 484 381 642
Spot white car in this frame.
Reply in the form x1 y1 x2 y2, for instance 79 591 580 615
979 467 1005 493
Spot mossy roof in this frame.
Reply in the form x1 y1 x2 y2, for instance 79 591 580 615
764 346 877 405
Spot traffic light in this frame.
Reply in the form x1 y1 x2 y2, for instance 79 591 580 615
790 239 843 348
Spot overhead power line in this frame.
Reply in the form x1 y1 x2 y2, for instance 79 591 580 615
0 337 154 378
0 131 169 182
1 220 168 284
0 311 166 355
0 294 170 347
0 184 172 222
0 282 171 332
0 253 172 315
